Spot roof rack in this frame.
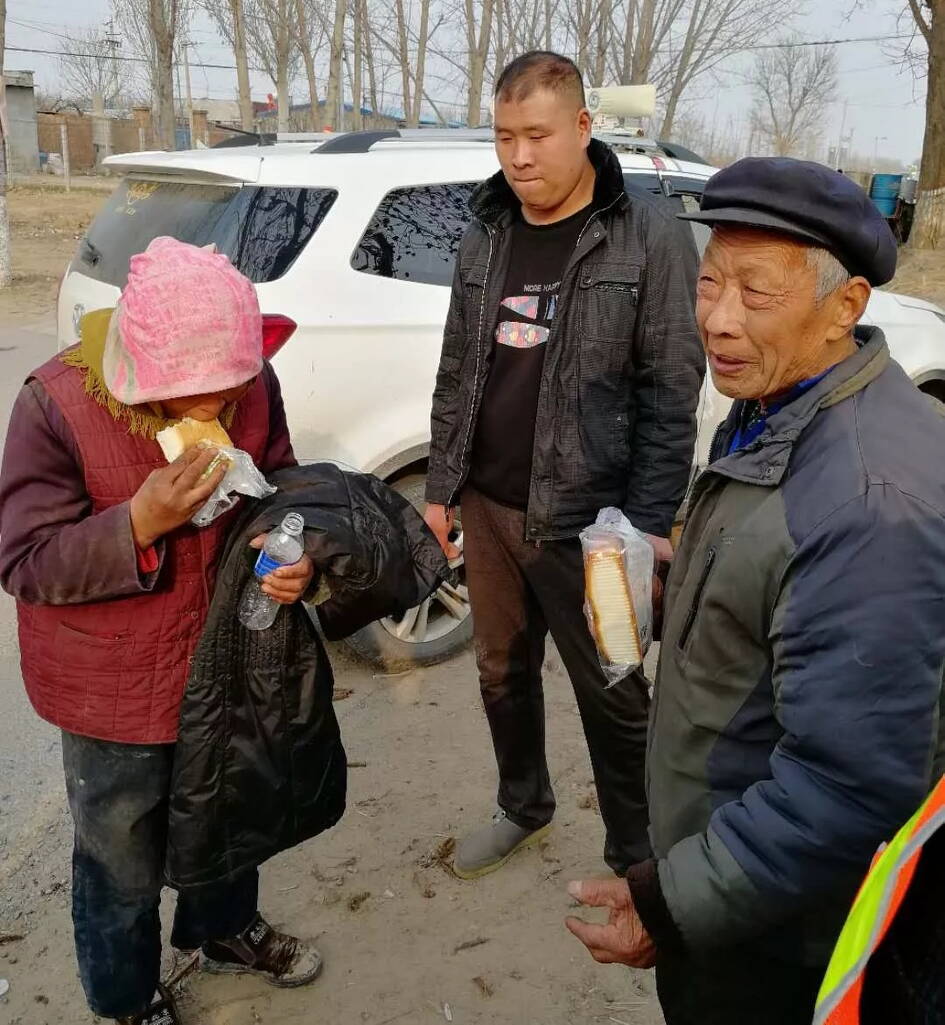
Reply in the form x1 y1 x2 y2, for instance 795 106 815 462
213 126 711 165
312 128 493 153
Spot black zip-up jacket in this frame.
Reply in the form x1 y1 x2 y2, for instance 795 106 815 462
425 139 705 539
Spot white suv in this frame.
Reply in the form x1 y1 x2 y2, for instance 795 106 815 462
57 130 945 667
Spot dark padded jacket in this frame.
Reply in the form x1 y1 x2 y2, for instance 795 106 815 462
166 464 446 889
425 139 705 539
645 328 945 964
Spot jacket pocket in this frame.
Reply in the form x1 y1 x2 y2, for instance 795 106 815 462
676 545 717 652
54 621 133 674
578 263 641 343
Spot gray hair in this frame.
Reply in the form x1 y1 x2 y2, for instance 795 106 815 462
807 246 851 303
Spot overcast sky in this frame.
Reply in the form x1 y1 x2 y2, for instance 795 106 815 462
2 0 929 163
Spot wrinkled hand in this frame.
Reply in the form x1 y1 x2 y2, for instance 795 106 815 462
424 502 460 561
249 535 315 604
130 447 228 550
565 878 657 968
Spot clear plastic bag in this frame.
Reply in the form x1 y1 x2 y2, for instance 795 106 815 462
580 508 654 686
191 447 277 527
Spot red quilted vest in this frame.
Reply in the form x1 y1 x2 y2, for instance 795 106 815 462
17 354 272 744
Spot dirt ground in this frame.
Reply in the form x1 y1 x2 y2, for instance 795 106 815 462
0 643 664 1025
887 248 945 308
0 181 111 324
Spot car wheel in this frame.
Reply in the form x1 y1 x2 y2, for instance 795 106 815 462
343 472 473 670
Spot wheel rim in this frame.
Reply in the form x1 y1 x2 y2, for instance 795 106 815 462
380 528 471 645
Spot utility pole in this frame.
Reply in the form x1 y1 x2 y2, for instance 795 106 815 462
105 18 121 106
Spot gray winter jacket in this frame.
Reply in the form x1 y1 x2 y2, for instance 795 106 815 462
425 139 705 539
638 327 945 965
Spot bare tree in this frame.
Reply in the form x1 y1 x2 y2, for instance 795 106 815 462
0 0 11 289
323 0 346 129
231 0 255 129
150 0 182 148
57 28 132 107
907 0 945 248
465 0 495 127
114 0 186 148
198 0 255 129
749 36 838 157
294 0 327 130
412 0 433 125
243 0 299 132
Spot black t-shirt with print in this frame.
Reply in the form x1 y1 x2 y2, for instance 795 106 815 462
469 202 592 508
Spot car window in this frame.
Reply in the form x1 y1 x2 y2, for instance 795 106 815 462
75 180 337 288
352 183 479 287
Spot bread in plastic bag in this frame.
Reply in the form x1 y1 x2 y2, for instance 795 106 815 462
580 508 654 686
191 446 276 527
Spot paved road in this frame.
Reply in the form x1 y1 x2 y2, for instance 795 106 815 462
0 319 65 874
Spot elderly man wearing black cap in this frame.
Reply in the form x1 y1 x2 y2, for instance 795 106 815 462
564 157 945 1025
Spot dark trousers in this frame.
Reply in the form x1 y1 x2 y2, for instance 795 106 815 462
62 731 259 1020
656 944 825 1025
461 487 651 872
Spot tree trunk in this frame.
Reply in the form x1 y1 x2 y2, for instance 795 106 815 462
466 0 495 128
411 0 431 127
0 0 11 289
544 0 552 49
276 2 292 134
230 0 255 130
594 0 612 85
299 28 321 130
323 0 346 129
362 0 379 118
395 0 412 124
912 4 945 249
150 0 179 150
353 0 363 129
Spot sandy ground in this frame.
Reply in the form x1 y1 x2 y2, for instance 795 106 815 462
0 638 665 1025
887 248 945 309
0 182 111 324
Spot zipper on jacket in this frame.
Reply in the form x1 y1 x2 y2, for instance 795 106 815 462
676 546 717 651
448 224 496 510
523 191 625 542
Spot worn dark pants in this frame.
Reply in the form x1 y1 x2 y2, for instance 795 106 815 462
62 731 259 1020
656 944 825 1025
461 487 651 872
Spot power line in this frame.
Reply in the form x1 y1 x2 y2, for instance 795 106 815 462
4 43 246 73
737 33 914 51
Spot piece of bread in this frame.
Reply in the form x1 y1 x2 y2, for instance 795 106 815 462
585 544 642 666
156 417 233 463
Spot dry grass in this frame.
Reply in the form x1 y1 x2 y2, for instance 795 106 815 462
886 248 945 309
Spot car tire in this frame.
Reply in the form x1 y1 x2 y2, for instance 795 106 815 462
343 472 474 670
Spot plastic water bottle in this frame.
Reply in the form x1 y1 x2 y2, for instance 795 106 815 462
238 512 305 631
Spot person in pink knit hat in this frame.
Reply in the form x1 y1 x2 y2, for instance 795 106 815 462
0 238 322 1025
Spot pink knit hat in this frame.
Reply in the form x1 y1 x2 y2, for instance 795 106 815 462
103 236 263 405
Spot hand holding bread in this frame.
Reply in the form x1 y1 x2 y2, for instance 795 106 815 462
130 446 229 550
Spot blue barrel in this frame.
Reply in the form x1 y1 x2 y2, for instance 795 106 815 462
870 173 903 216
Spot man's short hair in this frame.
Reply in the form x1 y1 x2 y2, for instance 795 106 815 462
494 51 586 109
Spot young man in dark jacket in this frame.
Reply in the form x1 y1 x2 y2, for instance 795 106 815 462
424 51 704 878
0 239 321 1024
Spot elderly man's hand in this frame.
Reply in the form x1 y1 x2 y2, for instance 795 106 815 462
565 878 657 968
249 535 315 604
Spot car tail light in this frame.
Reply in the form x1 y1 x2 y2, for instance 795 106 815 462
261 314 297 360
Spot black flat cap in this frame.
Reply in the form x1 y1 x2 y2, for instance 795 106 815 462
679 157 898 286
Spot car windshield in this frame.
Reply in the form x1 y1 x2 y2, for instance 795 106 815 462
75 179 337 288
